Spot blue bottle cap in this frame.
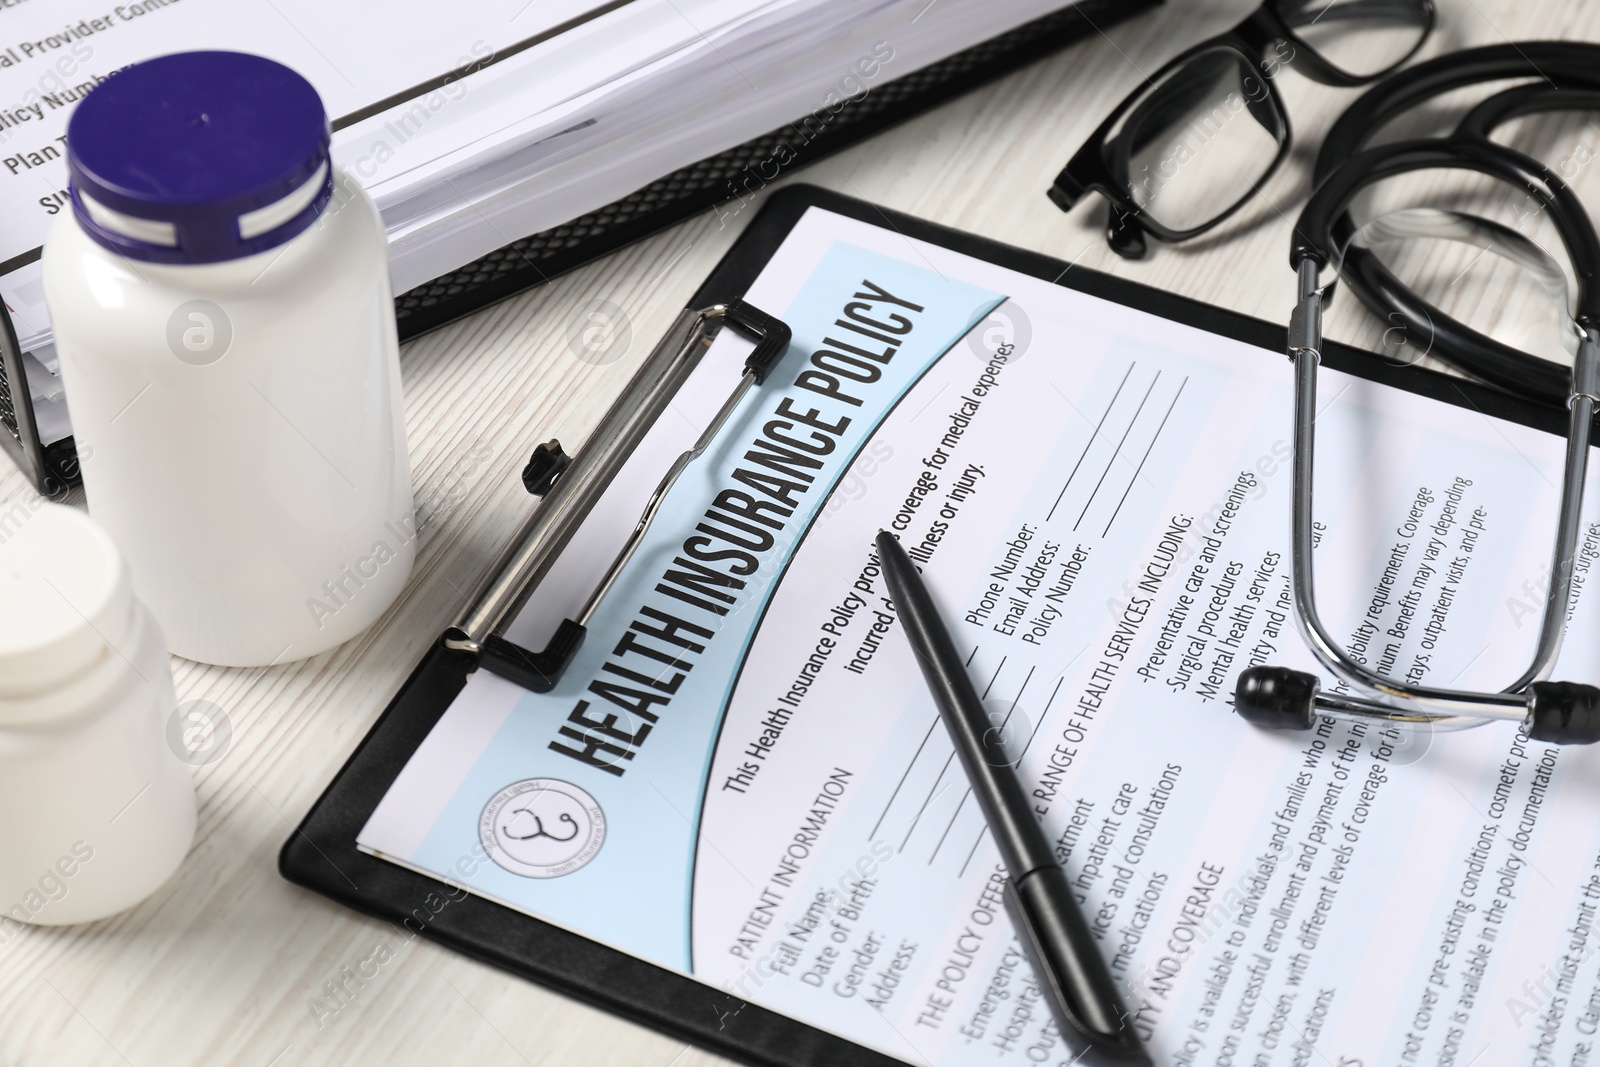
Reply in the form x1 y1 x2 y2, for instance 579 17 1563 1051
66 51 333 265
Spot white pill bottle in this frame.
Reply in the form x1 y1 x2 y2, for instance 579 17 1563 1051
0 502 196 925
44 51 414 667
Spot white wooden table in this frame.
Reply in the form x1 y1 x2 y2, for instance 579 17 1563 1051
3 1 1597 1063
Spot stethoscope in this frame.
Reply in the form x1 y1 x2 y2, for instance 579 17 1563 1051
504 806 580 842
1235 44 1600 746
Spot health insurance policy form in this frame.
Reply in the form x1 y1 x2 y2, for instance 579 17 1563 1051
360 205 1600 1066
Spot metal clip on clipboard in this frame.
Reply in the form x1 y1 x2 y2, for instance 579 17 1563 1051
442 299 791 692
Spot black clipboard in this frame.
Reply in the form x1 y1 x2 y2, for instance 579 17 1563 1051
279 183 1561 1067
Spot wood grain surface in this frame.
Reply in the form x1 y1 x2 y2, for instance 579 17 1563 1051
3 1 1599 1064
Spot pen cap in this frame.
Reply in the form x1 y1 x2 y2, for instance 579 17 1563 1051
0 502 137 709
65 51 333 265
1007 866 1150 1064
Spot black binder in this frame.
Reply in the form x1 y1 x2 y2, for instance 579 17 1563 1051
0 0 1157 496
278 184 1552 1067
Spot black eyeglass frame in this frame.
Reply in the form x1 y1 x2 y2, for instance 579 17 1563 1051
1049 0 1436 259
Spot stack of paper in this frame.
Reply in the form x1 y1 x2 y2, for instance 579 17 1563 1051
0 0 1091 448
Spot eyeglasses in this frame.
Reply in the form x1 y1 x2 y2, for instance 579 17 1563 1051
1048 0 1435 259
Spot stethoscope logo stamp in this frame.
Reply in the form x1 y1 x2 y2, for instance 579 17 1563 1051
480 778 606 878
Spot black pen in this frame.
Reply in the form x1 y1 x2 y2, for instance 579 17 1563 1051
875 530 1150 1066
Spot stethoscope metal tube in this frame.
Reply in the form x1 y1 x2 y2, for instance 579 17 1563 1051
1239 261 1600 741
1236 135 1600 745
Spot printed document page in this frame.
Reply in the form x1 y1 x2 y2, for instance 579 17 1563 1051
0 0 619 341
0 0 610 259
359 206 1600 1065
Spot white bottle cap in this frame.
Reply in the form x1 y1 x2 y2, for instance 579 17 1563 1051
0 502 136 706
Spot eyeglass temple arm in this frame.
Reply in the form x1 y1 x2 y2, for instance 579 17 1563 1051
1241 259 1600 743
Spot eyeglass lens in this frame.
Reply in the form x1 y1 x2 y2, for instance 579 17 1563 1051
1273 0 1432 80
1101 49 1286 233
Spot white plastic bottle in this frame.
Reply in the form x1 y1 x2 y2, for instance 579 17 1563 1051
43 51 414 667
0 502 196 926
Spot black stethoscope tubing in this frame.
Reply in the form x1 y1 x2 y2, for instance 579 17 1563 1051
1309 43 1600 404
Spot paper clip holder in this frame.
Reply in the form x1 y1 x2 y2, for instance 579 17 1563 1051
443 299 790 692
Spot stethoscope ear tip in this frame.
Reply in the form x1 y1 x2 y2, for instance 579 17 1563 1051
1235 667 1319 732
1526 681 1600 745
